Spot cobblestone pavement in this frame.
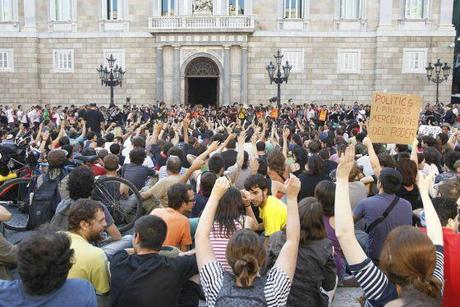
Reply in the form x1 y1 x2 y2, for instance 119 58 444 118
332 287 362 307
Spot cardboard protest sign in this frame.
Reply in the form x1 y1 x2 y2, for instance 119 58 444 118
418 125 442 137
368 92 422 145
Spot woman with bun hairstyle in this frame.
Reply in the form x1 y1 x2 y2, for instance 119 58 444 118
196 176 301 306
335 145 444 306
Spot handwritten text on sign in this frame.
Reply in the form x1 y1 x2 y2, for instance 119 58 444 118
368 92 422 145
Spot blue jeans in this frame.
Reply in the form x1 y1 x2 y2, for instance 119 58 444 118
101 235 133 261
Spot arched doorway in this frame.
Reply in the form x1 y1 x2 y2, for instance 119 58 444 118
185 57 219 107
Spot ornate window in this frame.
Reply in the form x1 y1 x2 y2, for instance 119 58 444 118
229 0 244 16
53 49 74 73
0 49 13 72
284 0 303 19
103 0 125 20
405 0 429 20
161 0 175 16
186 58 219 77
50 0 72 21
193 0 213 15
0 0 13 21
340 0 360 19
337 49 361 74
402 48 427 74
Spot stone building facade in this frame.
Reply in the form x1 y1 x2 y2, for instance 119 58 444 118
0 0 456 106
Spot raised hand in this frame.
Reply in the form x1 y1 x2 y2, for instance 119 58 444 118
190 158 205 171
417 171 435 194
208 140 220 152
336 145 355 180
285 177 301 199
283 127 290 139
211 176 230 200
362 136 372 148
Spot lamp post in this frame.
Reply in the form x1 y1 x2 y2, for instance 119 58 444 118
97 54 126 108
425 59 451 105
266 50 292 109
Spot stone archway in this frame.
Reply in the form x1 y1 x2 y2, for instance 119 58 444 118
184 57 220 107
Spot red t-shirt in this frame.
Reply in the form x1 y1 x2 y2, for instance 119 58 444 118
91 164 106 176
420 227 460 307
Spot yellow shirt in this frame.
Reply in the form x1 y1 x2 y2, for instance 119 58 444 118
259 196 287 236
66 232 110 294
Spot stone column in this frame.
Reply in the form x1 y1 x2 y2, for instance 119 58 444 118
156 46 164 102
173 45 181 104
223 45 231 105
439 0 454 30
240 46 248 104
378 0 392 29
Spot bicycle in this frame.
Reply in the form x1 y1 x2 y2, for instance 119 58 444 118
0 175 143 233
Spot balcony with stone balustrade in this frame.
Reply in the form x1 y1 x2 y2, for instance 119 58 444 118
149 15 255 33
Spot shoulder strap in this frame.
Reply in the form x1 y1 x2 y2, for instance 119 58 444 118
365 196 400 233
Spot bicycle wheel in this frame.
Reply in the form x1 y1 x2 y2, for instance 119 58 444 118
93 176 143 232
0 177 31 231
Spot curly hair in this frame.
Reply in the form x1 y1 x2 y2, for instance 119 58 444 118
17 226 74 295
68 199 103 232
67 166 95 200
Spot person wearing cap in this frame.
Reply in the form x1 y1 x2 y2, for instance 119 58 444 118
353 167 412 264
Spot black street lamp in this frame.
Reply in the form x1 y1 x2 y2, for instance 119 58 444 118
97 54 126 108
266 50 292 109
425 58 450 105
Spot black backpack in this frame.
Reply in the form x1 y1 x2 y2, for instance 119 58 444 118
26 173 63 230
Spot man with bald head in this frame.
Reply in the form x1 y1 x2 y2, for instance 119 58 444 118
141 156 184 209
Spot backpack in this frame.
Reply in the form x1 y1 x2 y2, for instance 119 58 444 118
214 272 267 307
26 173 64 230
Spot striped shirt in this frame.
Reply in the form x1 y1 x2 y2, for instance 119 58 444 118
200 261 292 307
349 245 444 307
209 221 244 272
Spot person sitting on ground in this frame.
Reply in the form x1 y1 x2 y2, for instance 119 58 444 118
314 180 346 281
110 215 199 307
66 199 110 296
335 145 444 306
426 197 460 307
435 150 460 184
0 205 16 280
268 197 337 306
191 171 217 218
150 183 194 251
196 176 301 306
141 156 204 212
244 174 287 239
121 147 156 191
77 147 106 176
298 154 331 201
0 226 97 307
123 136 155 169
353 167 412 264
51 166 121 242
209 187 258 272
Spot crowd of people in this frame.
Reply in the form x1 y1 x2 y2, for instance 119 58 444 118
0 99 459 307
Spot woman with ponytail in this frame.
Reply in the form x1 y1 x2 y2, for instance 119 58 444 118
335 145 444 306
196 176 301 306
